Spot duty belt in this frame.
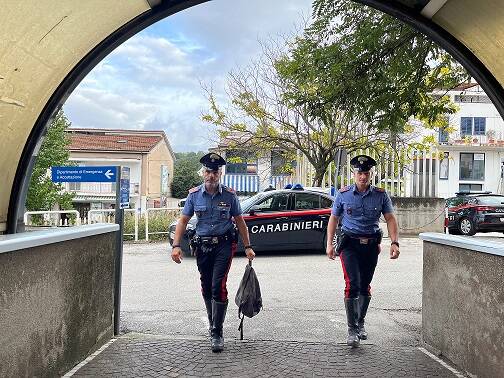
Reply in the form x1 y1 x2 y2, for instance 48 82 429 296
344 232 381 245
196 232 232 245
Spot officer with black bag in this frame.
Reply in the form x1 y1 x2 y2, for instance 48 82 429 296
326 155 400 348
171 152 255 353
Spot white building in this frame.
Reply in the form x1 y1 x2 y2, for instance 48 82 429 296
416 82 504 198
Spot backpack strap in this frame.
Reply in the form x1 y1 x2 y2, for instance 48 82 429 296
238 313 245 340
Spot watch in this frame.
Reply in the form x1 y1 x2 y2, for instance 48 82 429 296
391 241 399 247
244 245 253 250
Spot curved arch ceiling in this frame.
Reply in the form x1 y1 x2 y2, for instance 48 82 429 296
1 0 503 233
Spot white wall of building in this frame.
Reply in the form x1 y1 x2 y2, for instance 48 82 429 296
436 148 504 198
412 84 504 198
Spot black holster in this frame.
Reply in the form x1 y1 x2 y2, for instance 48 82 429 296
188 229 198 255
335 229 349 256
377 229 383 245
232 226 239 243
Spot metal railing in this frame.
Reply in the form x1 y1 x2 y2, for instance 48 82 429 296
145 207 182 242
24 210 81 226
23 206 181 242
87 209 139 241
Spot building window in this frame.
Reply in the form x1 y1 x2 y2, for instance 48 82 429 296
473 117 486 135
460 117 486 136
438 127 449 143
459 183 483 192
69 182 81 191
225 150 258 174
459 153 485 181
460 117 472 136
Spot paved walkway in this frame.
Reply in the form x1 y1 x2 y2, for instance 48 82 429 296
69 333 463 377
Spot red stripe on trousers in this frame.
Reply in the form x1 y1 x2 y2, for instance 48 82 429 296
219 241 236 302
339 250 351 299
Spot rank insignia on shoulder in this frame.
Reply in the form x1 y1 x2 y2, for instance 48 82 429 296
374 187 385 193
224 186 235 193
188 186 200 194
339 186 351 193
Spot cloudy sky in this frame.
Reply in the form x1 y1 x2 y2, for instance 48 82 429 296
63 0 313 152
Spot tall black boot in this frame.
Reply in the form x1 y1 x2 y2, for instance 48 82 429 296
358 296 371 340
211 299 228 352
344 297 360 348
204 297 212 339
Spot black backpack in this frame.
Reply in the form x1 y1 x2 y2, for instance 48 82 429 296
235 261 262 340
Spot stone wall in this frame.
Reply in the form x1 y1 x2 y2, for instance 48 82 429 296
421 236 504 378
392 197 445 235
0 231 116 377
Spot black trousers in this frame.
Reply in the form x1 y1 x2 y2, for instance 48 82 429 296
339 239 380 299
196 239 236 302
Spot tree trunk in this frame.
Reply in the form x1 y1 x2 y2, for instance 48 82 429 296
312 170 326 187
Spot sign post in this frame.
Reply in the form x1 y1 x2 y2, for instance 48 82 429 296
52 165 124 336
114 167 123 336
333 148 347 190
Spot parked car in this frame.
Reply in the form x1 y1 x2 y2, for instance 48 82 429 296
445 191 504 236
168 185 334 253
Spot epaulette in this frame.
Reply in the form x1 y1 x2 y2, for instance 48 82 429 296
339 186 351 193
374 187 385 193
188 186 200 194
223 186 236 193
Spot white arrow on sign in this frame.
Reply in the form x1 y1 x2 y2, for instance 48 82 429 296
104 169 114 179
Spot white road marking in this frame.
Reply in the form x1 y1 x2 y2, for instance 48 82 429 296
418 347 466 377
62 338 117 377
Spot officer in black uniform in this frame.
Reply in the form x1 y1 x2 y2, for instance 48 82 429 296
326 155 400 347
171 152 255 352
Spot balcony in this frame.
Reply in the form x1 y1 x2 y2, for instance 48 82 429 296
445 131 504 146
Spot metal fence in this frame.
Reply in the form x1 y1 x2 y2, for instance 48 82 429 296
145 207 181 241
87 209 139 241
24 210 81 226
23 207 183 242
295 146 440 198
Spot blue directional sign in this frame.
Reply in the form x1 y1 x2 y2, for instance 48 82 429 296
51 166 117 182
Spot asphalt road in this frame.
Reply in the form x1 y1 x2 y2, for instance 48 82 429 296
120 237 425 346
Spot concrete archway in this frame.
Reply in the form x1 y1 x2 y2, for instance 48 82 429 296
2 0 504 234
2 2 504 376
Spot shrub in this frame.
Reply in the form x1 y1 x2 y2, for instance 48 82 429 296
124 210 180 241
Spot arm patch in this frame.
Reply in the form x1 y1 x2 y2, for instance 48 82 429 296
224 186 236 193
339 186 351 193
188 186 200 194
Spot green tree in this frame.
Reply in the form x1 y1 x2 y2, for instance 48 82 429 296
25 110 75 211
171 152 204 198
203 1 469 185
203 38 398 186
278 0 470 133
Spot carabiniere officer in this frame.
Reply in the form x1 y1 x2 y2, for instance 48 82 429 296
171 152 255 353
326 154 400 348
